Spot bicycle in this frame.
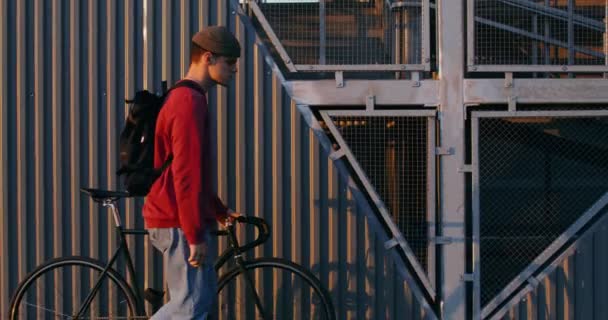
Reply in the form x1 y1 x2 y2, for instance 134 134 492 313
9 188 336 319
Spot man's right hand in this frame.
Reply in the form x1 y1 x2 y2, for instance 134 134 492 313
188 242 208 268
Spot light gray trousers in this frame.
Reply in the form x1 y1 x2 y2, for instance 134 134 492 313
148 228 217 320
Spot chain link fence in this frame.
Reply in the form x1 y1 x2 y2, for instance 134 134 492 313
472 0 607 66
251 0 424 70
478 115 608 306
330 116 430 271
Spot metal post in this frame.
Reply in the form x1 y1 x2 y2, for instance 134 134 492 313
532 15 538 77
320 0 326 65
437 0 466 319
545 0 551 76
604 0 607 78
568 0 574 77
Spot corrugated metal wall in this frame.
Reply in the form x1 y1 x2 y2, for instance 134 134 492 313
500 215 608 320
0 0 425 318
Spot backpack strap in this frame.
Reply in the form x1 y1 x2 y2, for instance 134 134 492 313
166 79 206 97
157 80 204 171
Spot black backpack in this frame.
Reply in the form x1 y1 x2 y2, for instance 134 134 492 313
116 80 204 196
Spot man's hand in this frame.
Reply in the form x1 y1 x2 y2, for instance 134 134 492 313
188 242 208 268
219 211 243 227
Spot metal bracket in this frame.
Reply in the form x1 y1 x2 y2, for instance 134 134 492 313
335 71 344 88
366 95 375 111
412 71 421 87
384 237 400 250
508 95 517 112
435 147 454 156
504 72 513 88
329 149 346 160
432 236 453 245
504 72 517 112
458 165 473 173
527 277 540 288
462 273 475 282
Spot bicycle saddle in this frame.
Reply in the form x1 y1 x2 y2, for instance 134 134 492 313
80 188 131 201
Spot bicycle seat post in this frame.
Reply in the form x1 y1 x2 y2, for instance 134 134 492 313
102 199 122 228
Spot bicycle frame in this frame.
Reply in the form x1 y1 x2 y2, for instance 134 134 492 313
76 199 271 318
75 200 147 318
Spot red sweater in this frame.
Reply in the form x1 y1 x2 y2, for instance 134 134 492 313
143 81 228 244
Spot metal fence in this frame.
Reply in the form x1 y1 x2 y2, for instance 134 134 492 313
316 110 437 303
248 0 429 71
331 116 429 270
468 0 608 72
472 111 608 319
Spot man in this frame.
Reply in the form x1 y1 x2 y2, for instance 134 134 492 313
143 26 241 319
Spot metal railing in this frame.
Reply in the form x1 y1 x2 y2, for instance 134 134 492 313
319 109 437 301
246 0 430 72
467 0 608 72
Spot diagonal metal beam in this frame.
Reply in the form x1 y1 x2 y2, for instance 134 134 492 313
475 16 604 59
491 0 605 32
320 110 438 301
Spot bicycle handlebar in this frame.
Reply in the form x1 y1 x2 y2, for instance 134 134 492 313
212 216 270 252
236 216 270 251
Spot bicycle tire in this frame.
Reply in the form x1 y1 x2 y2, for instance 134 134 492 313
217 257 336 320
9 256 141 320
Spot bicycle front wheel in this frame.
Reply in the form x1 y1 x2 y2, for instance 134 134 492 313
9 256 140 320
217 257 335 320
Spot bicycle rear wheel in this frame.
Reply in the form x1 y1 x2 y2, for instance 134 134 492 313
217 257 335 320
9 256 140 320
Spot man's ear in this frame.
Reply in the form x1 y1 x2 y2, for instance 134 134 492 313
203 52 215 64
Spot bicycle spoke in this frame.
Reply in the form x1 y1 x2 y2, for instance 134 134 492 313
218 259 334 320
20 301 70 319
10 258 139 320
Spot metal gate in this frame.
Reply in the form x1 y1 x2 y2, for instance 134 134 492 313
471 110 608 319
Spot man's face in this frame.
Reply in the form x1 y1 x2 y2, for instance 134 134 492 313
208 55 238 86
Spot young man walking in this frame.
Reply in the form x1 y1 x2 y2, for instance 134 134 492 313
143 26 241 319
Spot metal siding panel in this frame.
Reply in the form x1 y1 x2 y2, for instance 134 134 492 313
272 76 284 258
575 240 593 319
87 1 101 312
346 187 357 319
162 0 173 85
293 106 306 316
559 255 575 320
33 0 44 262
364 208 376 319
142 1 159 314
253 43 265 258
180 0 190 76
0 0 7 314
127 0 140 292
33 0 45 316
106 0 118 313
308 128 320 269
593 222 608 319
290 104 301 264
234 17 249 318
69 0 82 309
51 0 63 267
87 0 99 267
327 151 339 316
199 0 209 28
15 0 27 288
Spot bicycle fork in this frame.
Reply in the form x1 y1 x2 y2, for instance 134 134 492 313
226 223 268 319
